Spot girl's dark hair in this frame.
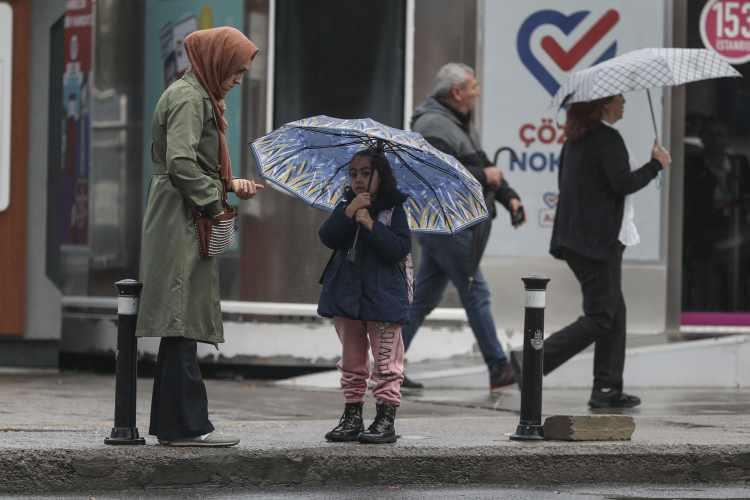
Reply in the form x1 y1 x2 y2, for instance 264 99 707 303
564 96 614 142
351 148 402 201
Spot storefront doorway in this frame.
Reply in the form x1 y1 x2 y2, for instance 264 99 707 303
682 0 750 326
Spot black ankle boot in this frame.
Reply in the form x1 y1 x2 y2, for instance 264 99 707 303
588 388 641 409
358 403 397 444
325 402 364 442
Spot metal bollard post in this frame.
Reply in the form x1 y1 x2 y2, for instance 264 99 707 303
510 276 550 441
104 279 145 445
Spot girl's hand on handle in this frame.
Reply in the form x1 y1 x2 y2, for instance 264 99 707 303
231 178 265 199
652 142 671 170
345 193 371 218
354 208 374 230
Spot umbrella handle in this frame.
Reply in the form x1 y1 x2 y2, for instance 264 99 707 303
492 146 519 167
347 225 361 262
347 171 374 262
646 89 659 144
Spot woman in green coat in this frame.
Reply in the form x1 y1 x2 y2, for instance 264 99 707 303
135 27 261 447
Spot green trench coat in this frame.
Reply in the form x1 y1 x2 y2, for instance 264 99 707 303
135 73 227 345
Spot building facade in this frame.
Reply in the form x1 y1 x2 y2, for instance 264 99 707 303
1 0 747 368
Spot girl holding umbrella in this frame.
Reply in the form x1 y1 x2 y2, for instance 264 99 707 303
317 147 411 444
251 116 490 442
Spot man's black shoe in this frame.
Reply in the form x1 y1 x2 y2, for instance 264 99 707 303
325 402 364 442
402 374 424 389
358 403 397 444
489 360 515 392
509 350 523 390
588 388 641 409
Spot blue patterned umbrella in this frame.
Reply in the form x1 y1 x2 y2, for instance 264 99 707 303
249 115 488 234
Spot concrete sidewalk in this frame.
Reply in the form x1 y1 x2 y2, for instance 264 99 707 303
1 372 749 494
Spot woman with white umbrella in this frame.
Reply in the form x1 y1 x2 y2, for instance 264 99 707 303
511 48 739 409
526 94 671 409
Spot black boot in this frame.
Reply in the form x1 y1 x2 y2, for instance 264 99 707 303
325 402 364 442
588 387 641 409
358 403 397 444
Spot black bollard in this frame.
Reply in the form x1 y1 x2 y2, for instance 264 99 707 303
104 279 145 445
510 276 550 441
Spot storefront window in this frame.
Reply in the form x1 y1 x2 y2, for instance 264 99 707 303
682 0 750 324
235 0 407 303
410 0 476 308
413 0 476 111
272 0 406 128
88 0 144 295
49 0 145 296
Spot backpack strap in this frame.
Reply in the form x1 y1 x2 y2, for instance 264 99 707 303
377 208 414 303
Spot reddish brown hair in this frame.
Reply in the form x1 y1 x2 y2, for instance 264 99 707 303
564 96 614 142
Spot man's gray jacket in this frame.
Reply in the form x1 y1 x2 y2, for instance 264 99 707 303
411 96 519 219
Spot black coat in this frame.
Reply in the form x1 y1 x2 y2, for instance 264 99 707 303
550 123 662 261
317 190 412 324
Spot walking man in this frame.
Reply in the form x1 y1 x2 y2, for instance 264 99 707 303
403 63 525 391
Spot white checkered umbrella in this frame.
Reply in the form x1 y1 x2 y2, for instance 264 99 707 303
550 48 741 139
551 48 740 108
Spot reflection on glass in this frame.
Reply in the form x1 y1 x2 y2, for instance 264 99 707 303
683 115 750 311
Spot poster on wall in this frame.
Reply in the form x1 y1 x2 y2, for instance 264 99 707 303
481 1 666 261
60 0 94 246
143 1 243 191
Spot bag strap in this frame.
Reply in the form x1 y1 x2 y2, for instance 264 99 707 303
318 249 336 285
220 175 232 209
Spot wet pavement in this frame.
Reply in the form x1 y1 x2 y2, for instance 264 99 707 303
1 372 749 439
405 386 750 417
0 372 749 494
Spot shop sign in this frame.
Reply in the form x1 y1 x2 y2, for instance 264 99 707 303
701 0 750 64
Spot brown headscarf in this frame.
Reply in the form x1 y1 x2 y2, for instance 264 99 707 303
184 27 258 191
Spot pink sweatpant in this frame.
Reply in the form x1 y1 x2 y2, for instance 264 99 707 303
334 317 405 406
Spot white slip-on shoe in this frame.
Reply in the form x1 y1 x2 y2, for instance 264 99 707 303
158 432 240 448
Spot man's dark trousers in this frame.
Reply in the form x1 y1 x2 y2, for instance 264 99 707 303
544 246 626 390
401 228 507 369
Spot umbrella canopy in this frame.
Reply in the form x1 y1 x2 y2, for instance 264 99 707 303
551 48 740 109
250 115 489 234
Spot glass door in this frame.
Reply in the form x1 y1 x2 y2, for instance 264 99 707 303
682 0 750 326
